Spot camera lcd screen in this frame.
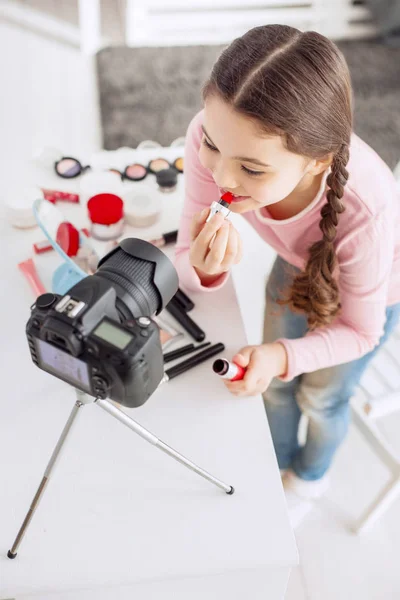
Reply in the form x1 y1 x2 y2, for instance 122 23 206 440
36 339 91 392
93 320 133 350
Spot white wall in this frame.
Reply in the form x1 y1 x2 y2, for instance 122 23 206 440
0 21 101 205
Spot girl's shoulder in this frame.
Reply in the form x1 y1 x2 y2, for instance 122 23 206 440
345 133 399 219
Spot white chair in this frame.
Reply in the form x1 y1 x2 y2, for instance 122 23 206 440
136 140 162 150
170 136 186 148
350 163 400 534
351 328 400 533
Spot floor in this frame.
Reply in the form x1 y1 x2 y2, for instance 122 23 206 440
2 11 400 599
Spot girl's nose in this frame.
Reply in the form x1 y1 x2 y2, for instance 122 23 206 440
212 161 238 191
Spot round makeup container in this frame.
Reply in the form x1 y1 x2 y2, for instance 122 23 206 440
124 185 161 227
173 157 184 173
55 157 83 178
6 185 42 229
124 163 148 181
87 193 124 241
155 168 178 193
148 158 170 174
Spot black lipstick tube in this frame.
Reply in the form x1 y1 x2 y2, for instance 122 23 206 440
165 343 225 380
165 297 205 342
174 288 195 312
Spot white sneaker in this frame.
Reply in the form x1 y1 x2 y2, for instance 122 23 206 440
282 470 330 529
284 488 314 529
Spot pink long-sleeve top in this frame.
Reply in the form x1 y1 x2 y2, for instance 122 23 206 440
174 109 400 381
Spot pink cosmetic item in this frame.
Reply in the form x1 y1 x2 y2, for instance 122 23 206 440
212 358 246 382
123 163 148 181
147 157 170 174
18 259 46 297
41 189 80 204
206 191 234 223
148 230 178 248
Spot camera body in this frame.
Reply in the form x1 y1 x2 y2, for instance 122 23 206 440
26 239 179 408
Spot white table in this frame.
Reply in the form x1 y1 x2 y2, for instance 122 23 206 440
0 153 297 599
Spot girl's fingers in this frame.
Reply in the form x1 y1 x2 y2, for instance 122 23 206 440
193 213 226 258
204 221 230 272
220 224 238 271
190 213 226 267
190 208 210 242
189 212 243 275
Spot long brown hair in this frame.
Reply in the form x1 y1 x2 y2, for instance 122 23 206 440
202 25 353 329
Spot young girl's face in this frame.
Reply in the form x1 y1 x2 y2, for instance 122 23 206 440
199 96 316 214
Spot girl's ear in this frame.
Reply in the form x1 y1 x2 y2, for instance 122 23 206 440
306 153 334 176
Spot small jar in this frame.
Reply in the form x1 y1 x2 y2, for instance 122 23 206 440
87 193 124 241
155 168 178 193
124 185 161 228
6 185 42 229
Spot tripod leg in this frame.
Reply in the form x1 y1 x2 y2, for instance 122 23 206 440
7 399 84 559
96 399 235 495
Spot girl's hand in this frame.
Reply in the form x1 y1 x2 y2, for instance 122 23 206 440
189 208 243 278
223 343 288 397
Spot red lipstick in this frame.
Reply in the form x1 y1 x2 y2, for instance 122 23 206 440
206 191 234 222
212 358 245 381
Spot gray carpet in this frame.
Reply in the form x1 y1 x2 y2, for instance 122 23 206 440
96 39 400 169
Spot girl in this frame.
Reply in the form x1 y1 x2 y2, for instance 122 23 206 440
174 24 400 526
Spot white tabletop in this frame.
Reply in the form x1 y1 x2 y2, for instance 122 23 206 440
0 154 297 599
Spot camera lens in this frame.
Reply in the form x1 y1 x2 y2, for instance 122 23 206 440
95 238 178 319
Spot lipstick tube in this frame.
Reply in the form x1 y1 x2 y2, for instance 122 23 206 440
165 297 206 342
174 288 195 312
213 358 245 381
206 191 233 222
149 229 178 248
163 341 211 363
164 343 225 381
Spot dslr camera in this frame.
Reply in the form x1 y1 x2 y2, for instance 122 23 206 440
26 239 178 408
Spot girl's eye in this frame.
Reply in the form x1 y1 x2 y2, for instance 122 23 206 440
202 136 264 177
241 165 264 177
202 137 218 152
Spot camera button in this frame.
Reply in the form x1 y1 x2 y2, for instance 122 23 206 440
138 317 151 328
36 293 57 309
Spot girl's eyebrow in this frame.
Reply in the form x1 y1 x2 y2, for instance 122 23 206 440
201 125 271 167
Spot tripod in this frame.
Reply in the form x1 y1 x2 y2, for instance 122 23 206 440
8 388 234 559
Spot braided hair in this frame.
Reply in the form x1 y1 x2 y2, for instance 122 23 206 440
284 145 350 329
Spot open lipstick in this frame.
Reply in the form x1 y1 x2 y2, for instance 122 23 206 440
212 358 246 382
206 191 234 223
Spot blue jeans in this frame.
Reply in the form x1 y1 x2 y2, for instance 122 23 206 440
263 255 400 481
